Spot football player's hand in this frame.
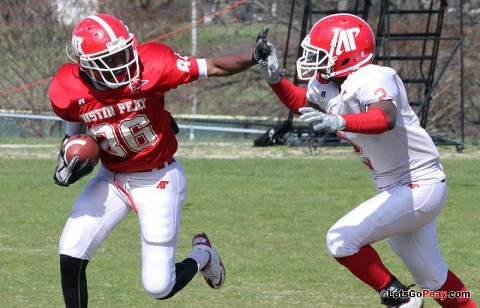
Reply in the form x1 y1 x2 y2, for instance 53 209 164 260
53 150 95 187
259 45 281 84
299 107 346 132
252 28 271 63
252 28 281 84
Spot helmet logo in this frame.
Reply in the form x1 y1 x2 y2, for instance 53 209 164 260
107 37 126 52
333 27 360 56
72 35 84 56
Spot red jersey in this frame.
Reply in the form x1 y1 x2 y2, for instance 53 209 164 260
49 42 200 172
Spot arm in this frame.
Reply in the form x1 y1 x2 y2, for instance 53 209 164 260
204 28 273 76
203 27 286 77
367 100 397 129
269 77 308 114
299 99 397 134
251 28 307 113
65 121 87 136
53 122 94 187
205 52 255 77
342 100 397 133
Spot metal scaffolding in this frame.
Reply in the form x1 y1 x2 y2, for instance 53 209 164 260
254 0 464 152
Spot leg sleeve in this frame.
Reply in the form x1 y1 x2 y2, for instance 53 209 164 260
60 254 89 308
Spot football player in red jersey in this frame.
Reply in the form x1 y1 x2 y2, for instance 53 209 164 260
49 14 268 306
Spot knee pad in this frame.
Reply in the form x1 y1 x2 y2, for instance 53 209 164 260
141 218 177 245
326 228 358 257
141 230 175 246
143 276 175 299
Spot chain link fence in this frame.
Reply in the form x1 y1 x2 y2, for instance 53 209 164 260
0 112 280 143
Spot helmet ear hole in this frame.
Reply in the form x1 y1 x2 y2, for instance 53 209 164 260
341 58 350 66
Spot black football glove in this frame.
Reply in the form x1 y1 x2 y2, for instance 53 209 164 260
53 149 95 187
252 28 271 63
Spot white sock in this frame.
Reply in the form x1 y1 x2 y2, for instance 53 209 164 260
189 249 210 270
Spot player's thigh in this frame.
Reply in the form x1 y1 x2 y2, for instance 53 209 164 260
133 165 186 297
134 165 186 245
59 173 131 259
326 183 445 256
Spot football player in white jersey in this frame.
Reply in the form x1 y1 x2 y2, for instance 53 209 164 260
255 13 475 307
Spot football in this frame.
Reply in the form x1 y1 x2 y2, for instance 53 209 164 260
61 134 100 166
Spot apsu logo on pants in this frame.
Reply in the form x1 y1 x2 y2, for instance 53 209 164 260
157 180 169 189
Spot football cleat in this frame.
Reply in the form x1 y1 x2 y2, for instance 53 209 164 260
386 296 424 308
192 233 225 289
380 276 424 307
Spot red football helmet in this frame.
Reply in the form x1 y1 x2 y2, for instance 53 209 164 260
71 14 139 89
296 13 375 81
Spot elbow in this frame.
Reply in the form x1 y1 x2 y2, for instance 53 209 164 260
387 118 396 131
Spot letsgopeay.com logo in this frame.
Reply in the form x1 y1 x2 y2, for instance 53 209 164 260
380 288 472 301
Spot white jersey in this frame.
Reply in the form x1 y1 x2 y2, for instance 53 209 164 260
306 64 445 191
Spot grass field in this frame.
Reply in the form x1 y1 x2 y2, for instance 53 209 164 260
0 143 478 307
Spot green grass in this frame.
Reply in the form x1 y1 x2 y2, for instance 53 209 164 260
0 145 478 307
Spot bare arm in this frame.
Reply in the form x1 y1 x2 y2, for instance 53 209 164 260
205 52 255 77
368 99 397 130
307 101 325 113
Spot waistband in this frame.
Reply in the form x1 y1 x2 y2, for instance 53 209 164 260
138 157 175 172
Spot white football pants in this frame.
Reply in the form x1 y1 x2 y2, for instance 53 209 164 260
326 180 448 290
59 160 186 298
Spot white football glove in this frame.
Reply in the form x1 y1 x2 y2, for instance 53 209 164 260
252 28 281 84
299 107 346 132
259 43 280 84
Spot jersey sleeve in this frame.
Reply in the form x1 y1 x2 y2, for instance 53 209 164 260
354 66 399 108
48 64 83 122
165 50 200 86
139 43 200 91
306 78 342 113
